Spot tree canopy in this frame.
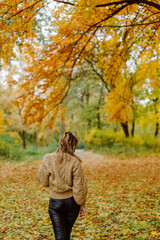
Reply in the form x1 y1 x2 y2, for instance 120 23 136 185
0 0 159 135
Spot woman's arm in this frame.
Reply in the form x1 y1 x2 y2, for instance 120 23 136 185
72 158 87 208
36 154 51 187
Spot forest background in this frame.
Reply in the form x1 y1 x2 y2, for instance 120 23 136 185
0 1 160 239
0 0 160 160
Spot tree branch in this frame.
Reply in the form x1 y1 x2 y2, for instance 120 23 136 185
96 1 127 7
97 20 160 28
52 0 74 6
96 0 160 11
1 0 42 29
85 58 110 92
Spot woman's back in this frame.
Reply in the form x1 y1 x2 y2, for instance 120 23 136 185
37 152 87 206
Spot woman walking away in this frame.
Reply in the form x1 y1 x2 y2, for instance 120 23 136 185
36 131 87 240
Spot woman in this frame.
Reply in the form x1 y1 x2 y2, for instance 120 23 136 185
36 131 87 240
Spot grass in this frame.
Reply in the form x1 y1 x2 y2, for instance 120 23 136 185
0 139 87 163
23 145 58 161
0 144 58 163
87 144 159 158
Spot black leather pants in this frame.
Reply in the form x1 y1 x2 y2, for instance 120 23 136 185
48 196 80 240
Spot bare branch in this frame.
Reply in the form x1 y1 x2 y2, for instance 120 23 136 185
96 0 127 7
97 20 160 28
96 0 160 11
52 0 74 6
85 58 110 92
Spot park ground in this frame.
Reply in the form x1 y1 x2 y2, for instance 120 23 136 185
1 151 160 240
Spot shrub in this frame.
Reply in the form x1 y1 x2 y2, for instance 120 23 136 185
0 134 22 160
123 135 144 147
77 141 86 149
84 128 119 147
84 128 160 152
143 134 160 151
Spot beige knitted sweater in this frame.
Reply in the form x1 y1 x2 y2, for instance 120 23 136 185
36 152 87 208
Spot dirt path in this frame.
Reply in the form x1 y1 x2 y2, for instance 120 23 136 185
76 150 160 181
75 149 105 161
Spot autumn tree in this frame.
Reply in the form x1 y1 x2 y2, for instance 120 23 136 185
0 0 160 136
0 79 36 148
137 58 160 137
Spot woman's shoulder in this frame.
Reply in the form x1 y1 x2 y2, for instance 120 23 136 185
42 152 56 162
43 152 82 165
71 154 82 166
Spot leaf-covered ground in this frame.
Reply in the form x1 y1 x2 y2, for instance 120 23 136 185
1 151 160 240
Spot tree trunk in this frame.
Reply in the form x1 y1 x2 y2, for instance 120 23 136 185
121 122 129 138
131 119 135 137
34 129 38 147
154 100 159 137
97 112 101 129
131 100 136 137
155 121 159 137
86 92 90 104
97 84 104 129
19 130 26 148
22 131 26 149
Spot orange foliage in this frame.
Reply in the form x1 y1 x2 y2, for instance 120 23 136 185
1 0 160 127
105 83 133 123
